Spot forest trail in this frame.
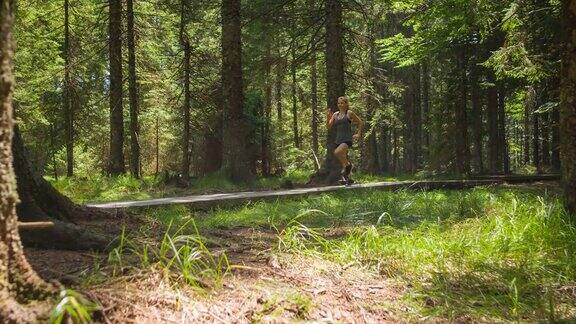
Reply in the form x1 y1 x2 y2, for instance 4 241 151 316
86 176 559 210
27 228 404 322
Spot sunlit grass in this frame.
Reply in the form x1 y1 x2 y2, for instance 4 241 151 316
61 175 572 321
46 168 441 204
270 188 576 321
106 220 229 292
49 289 99 324
46 169 313 203
138 185 575 321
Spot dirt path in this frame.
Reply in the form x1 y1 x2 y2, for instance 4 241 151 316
27 228 405 323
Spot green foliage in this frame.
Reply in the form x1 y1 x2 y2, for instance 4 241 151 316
155 220 230 290
138 184 575 320
49 289 99 324
106 220 229 291
269 188 576 320
47 169 315 203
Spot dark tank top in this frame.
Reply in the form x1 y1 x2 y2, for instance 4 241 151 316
334 111 353 144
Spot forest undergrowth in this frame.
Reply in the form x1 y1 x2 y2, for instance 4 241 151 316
33 183 576 322
47 170 414 204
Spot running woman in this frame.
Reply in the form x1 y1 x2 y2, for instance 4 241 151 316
326 96 364 184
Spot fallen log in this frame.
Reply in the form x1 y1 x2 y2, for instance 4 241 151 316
18 221 54 230
469 174 561 183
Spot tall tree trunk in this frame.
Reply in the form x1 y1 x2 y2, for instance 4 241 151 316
533 101 541 173
181 41 191 182
310 0 345 184
180 0 191 182
403 68 415 173
63 0 74 176
275 61 284 121
364 32 380 173
422 61 431 161
262 42 272 176
13 129 111 250
542 112 551 167
201 85 223 175
108 0 125 175
498 86 510 174
560 0 576 215
155 114 159 175
487 72 499 174
541 83 551 168
413 65 422 170
221 0 253 182
524 88 533 165
127 0 140 178
392 127 399 174
1 3 58 320
455 47 470 175
310 52 319 157
551 105 561 171
379 128 390 173
291 45 300 148
470 60 484 173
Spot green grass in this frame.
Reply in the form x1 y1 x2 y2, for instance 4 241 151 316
106 220 230 291
275 189 575 321
49 289 99 324
55 171 573 320
138 184 576 321
47 169 314 204
46 169 443 204
188 187 496 230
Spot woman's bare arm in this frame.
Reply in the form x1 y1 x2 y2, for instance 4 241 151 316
327 109 337 129
348 110 364 141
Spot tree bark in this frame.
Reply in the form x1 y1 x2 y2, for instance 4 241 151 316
560 0 576 216
221 0 253 182
261 42 273 176
487 72 499 174
275 61 284 121
392 127 399 174
422 61 431 161
179 0 192 182
1 3 58 320
63 0 74 177
364 31 380 174
127 0 141 178
155 114 160 175
379 128 390 173
309 0 345 185
108 0 125 175
524 87 533 165
13 129 112 250
291 44 300 149
551 105 561 171
181 41 191 182
200 83 223 176
542 110 551 167
470 59 484 173
533 99 541 173
498 86 510 174
455 47 470 175
310 52 319 158
403 68 416 173
414 65 422 170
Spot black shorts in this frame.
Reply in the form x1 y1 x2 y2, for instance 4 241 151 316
336 141 353 148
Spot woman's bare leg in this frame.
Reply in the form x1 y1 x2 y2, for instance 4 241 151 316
334 143 349 172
